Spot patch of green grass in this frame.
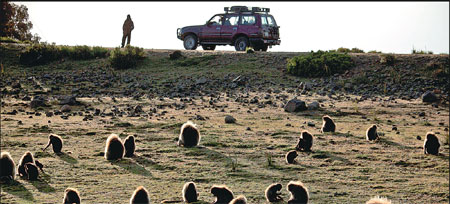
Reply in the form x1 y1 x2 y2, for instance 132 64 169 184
175 55 217 67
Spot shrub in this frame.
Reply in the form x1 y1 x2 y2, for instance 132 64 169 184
70 45 94 60
379 54 395 66
92 46 109 58
245 47 255 53
350 47 365 53
109 45 146 69
286 50 355 77
368 50 382 54
336 47 351 53
0 37 20 43
19 43 60 66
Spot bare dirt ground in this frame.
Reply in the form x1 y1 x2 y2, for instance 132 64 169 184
0 46 449 203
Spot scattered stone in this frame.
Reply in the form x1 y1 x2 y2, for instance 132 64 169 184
246 127 251 131
169 50 183 60
225 115 236 124
30 96 46 108
59 95 79 105
308 101 320 110
284 99 307 112
392 126 397 131
418 112 425 117
307 122 315 127
417 136 421 140
61 105 71 112
421 91 438 103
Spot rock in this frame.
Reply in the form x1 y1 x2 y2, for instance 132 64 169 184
46 111 54 117
308 101 320 110
418 112 425 117
196 77 207 85
22 95 31 101
284 99 307 112
12 82 21 89
225 115 236 124
169 50 183 60
416 136 421 140
422 91 438 103
60 95 79 105
61 105 71 112
307 122 315 127
134 105 143 113
30 96 46 108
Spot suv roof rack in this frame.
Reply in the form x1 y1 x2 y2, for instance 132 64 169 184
224 6 270 14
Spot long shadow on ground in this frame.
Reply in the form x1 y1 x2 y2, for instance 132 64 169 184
1 180 34 201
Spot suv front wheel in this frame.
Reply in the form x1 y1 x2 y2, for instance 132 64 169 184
184 34 198 50
234 36 249 51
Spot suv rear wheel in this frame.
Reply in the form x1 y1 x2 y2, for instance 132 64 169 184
184 34 198 50
234 36 249 51
202 45 216 51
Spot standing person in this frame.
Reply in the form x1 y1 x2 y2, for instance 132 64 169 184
121 14 134 48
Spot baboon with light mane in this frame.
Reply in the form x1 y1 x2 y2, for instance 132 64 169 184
43 134 63 154
0 152 16 182
230 195 247 204
424 132 440 155
296 131 313 152
265 183 283 202
366 196 392 204
123 135 136 157
321 115 336 133
366 125 379 141
63 188 81 204
18 151 43 177
182 181 198 203
287 181 309 204
130 186 150 204
177 121 201 147
104 134 125 160
210 185 234 204
24 162 39 180
285 150 298 164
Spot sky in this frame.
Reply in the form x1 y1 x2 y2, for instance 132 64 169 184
14 1 450 54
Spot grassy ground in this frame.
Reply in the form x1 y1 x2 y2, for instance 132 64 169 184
0 47 449 203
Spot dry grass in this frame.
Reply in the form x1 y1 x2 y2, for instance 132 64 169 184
1 91 448 203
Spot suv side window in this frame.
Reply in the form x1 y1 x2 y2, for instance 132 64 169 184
261 16 268 25
267 15 277 26
240 15 256 25
208 15 223 26
224 15 239 26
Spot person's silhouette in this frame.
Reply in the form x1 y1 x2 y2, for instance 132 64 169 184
121 14 134 48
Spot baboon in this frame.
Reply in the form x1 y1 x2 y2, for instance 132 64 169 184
285 150 298 164
0 152 16 181
43 134 63 154
123 135 136 157
366 125 379 141
265 183 283 202
63 188 81 204
424 132 440 155
177 121 201 147
210 185 234 204
321 115 336 133
18 151 35 177
365 196 392 204
24 162 39 180
230 195 247 204
287 181 309 204
130 186 150 204
182 182 198 203
104 134 125 160
296 131 313 152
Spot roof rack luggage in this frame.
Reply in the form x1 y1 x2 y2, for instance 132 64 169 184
224 6 270 14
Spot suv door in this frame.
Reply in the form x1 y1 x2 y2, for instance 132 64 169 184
239 14 260 38
201 14 223 42
220 14 240 43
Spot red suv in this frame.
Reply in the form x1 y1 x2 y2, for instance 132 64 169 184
177 6 280 51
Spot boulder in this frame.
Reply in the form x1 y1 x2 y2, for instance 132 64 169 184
284 99 307 112
422 91 438 103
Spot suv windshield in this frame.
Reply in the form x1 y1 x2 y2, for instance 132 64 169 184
261 15 277 26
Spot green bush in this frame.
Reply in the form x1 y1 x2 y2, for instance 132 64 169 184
19 43 60 66
19 43 110 66
368 50 382 54
286 50 355 77
336 47 364 53
0 37 20 43
109 45 146 69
